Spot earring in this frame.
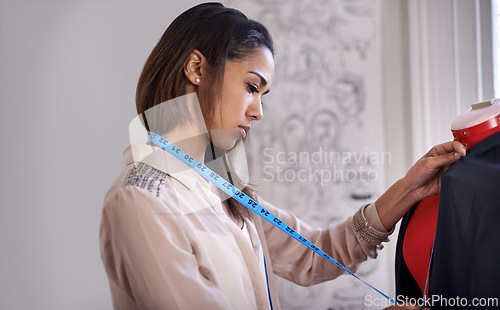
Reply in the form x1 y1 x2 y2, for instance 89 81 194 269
195 78 200 84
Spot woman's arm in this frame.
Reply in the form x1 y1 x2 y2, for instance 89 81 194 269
100 186 233 310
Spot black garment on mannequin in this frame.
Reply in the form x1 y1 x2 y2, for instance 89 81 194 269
396 131 500 309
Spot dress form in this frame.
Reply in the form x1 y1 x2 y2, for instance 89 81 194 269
451 98 500 149
401 98 500 295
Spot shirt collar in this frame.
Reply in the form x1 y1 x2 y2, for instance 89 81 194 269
123 143 203 190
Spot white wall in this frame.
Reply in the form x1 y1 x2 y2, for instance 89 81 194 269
380 0 414 187
0 1 204 309
407 0 496 160
381 0 497 179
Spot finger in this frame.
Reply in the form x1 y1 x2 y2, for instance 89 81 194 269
425 142 451 157
452 140 467 156
426 141 466 157
425 150 461 170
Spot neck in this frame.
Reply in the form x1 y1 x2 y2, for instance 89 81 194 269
451 99 500 149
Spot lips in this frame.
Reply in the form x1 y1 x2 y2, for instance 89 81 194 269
238 125 251 139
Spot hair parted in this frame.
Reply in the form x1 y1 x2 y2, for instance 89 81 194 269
136 2 274 134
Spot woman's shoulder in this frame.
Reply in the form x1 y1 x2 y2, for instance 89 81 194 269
102 162 179 215
122 161 169 198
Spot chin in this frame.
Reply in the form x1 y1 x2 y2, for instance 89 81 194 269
209 130 241 151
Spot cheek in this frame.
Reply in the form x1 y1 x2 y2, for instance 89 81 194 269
221 89 249 122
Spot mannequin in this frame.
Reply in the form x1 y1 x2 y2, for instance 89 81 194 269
395 98 500 306
450 98 500 149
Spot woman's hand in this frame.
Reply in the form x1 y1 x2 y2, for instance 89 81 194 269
402 141 466 201
375 140 466 230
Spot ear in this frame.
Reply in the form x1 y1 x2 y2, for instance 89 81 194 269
183 49 206 86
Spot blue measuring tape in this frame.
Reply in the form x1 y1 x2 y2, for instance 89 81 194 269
147 131 396 304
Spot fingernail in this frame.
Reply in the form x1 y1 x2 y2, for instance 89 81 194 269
455 152 461 157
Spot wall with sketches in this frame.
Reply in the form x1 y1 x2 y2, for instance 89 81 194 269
228 0 391 309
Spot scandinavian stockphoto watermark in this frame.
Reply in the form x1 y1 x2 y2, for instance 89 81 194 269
260 147 391 186
364 294 499 308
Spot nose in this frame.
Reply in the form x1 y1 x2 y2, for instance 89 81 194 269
248 98 263 121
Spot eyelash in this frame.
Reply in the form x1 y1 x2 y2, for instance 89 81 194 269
247 83 265 106
247 83 259 94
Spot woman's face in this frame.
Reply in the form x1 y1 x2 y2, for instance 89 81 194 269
207 47 274 150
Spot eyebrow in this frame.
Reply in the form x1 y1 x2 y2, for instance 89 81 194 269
249 71 271 95
249 71 267 86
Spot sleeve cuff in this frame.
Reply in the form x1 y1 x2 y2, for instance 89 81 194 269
364 202 389 232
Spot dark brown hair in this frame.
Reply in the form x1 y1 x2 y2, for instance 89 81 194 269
136 2 274 223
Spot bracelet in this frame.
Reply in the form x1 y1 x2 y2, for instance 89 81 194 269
352 204 394 244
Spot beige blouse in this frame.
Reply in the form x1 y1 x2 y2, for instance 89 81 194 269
100 144 389 310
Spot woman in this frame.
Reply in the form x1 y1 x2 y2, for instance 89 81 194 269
100 3 464 309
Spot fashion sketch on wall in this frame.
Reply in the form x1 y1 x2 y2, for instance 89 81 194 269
228 0 388 309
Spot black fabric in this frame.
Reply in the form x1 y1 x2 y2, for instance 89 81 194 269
396 132 500 309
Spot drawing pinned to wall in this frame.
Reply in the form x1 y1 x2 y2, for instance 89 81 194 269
281 114 308 154
252 0 340 38
340 0 378 17
334 73 365 120
287 46 324 83
308 109 342 152
281 89 316 112
318 44 347 87
229 0 386 308
340 152 379 213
